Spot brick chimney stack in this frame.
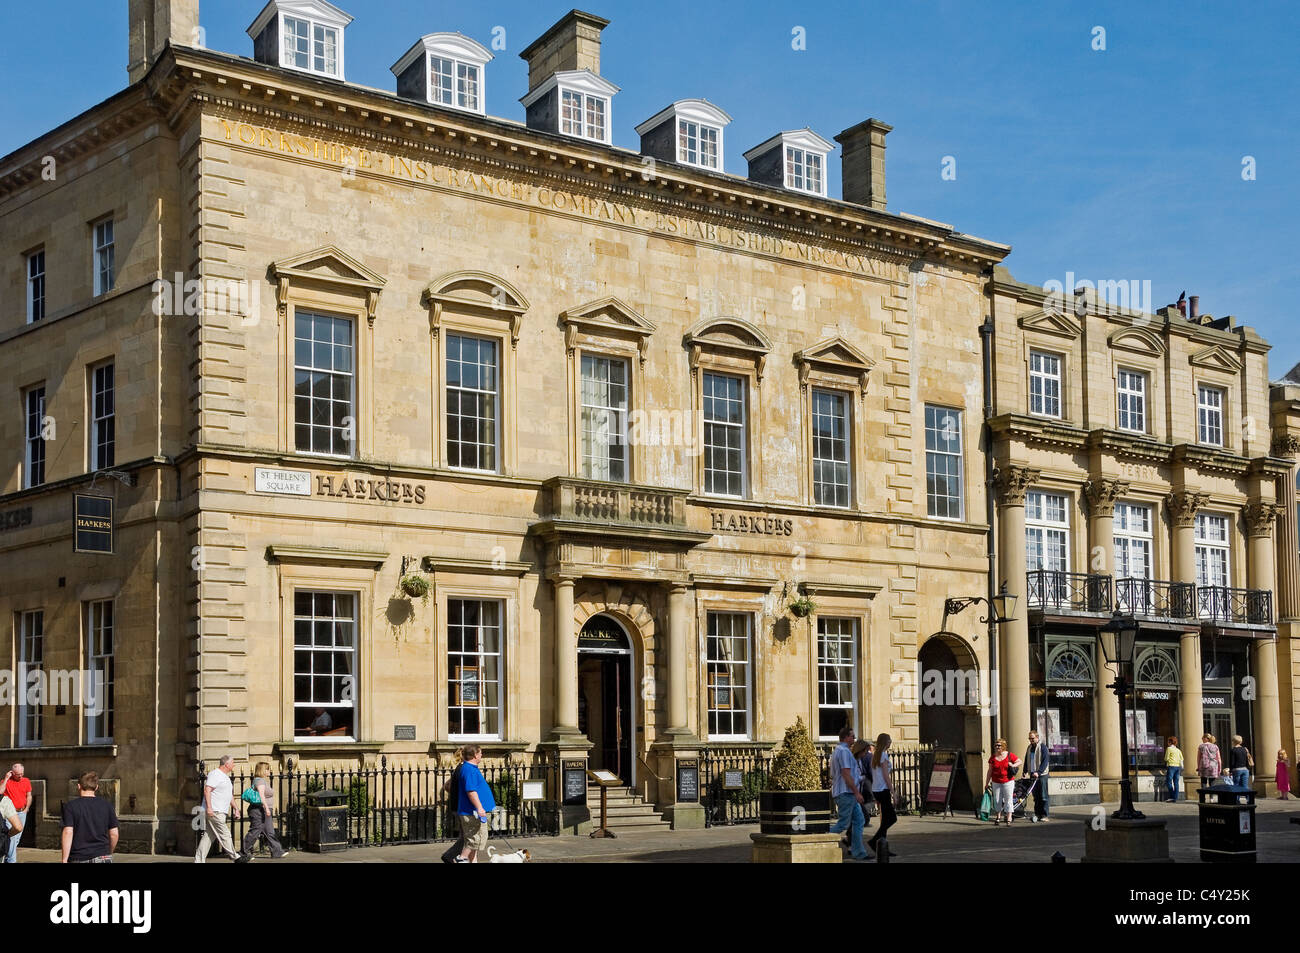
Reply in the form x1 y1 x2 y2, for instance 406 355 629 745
520 9 610 92
129 0 200 84
835 118 891 211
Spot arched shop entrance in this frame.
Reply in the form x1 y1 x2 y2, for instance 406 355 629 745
577 614 634 786
919 633 983 810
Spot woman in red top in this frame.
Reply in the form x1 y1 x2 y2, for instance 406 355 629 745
983 739 1020 825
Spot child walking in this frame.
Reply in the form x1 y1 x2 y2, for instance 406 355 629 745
1278 749 1292 800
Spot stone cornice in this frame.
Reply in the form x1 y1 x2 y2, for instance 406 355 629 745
1085 429 1173 465
989 414 1088 452
1170 444 1252 477
0 43 1009 271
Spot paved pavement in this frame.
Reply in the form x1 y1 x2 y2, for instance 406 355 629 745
18 797 1300 863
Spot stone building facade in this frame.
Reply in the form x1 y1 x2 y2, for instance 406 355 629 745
0 1 1013 848
987 273 1297 802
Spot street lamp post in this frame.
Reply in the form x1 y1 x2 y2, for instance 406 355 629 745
1099 610 1144 820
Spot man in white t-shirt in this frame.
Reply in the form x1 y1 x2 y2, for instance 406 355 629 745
195 755 249 863
0 795 23 861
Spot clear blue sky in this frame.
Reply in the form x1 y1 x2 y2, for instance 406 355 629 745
4 1 1296 377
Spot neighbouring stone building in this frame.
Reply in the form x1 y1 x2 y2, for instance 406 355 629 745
0 0 1295 852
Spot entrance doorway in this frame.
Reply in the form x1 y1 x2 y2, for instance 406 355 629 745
577 615 634 785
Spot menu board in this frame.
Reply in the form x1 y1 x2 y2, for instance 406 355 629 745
923 748 961 815
676 760 699 802
562 760 587 806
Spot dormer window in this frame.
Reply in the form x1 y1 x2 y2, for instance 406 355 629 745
248 1 352 80
636 100 731 172
744 129 834 197
522 70 619 145
786 147 823 194
393 34 492 115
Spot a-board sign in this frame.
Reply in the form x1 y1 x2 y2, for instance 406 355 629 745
923 748 962 816
722 769 744 790
562 760 587 806
677 759 699 802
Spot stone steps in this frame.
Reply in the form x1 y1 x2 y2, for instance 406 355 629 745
586 786 672 831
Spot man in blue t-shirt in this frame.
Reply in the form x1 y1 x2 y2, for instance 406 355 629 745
455 745 496 863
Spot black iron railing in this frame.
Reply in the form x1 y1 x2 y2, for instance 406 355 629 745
1026 570 1113 613
1115 578 1197 620
698 743 932 828
1197 586 1273 626
198 755 559 854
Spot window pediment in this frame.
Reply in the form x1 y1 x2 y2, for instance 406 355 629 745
796 336 875 396
1109 326 1166 357
562 296 656 363
685 317 772 380
423 270 529 347
1019 308 1081 339
271 245 385 322
1189 344 1244 373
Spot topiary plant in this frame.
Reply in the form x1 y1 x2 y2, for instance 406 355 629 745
767 716 823 791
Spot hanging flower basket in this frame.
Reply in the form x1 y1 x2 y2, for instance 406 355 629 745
787 595 817 619
400 574 430 601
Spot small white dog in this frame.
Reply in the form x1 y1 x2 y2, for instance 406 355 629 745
486 845 531 863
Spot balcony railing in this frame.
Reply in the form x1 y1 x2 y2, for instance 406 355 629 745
1114 578 1197 620
542 476 689 528
1026 570 1113 613
1197 586 1274 626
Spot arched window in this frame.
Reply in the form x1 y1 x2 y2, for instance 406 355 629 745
1047 644 1094 682
1136 648 1178 685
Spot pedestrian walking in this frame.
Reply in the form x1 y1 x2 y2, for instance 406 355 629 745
984 739 1020 825
1228 735 1252 789
1196 733 1222 789
1277 749 1291 800
828 727 870 861
440 745 471 863
851 738 875 824
196 755 250 863
0 793 23 862
866 733 897 859
1163 736 1184 802
60 771 117 864
1023 730 1050 821
0 763 33 862
240 762 286 858
454 745 496 863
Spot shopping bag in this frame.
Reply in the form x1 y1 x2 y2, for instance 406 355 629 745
977 788 992 821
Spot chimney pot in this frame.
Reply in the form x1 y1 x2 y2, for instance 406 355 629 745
1189 295 1200 319
129 0 199 84
834 119 891 211
520 10 610 92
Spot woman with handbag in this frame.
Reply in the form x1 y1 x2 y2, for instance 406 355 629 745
240 762 286 858
983 739 1020 825
1196 733 1222 790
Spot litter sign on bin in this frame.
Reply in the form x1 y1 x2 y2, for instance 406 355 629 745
1240 813 1251 834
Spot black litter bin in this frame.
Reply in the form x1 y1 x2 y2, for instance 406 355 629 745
1197 785 1256 863
304 789 349 853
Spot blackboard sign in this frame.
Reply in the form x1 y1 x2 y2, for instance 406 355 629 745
722 769 744 790
74 495 113 554
393 725 416 740
923 748 961 817
677 759 699 802
562 759 587 806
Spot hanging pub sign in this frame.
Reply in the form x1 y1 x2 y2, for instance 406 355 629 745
74 495 113 554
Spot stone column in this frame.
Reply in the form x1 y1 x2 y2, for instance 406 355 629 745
667 584 690 733
1085 479 1127 799
994 466 1039 751
553 576 579 736
1246 501 1284 789
1168 490 1209 775
1273 437 1300 621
